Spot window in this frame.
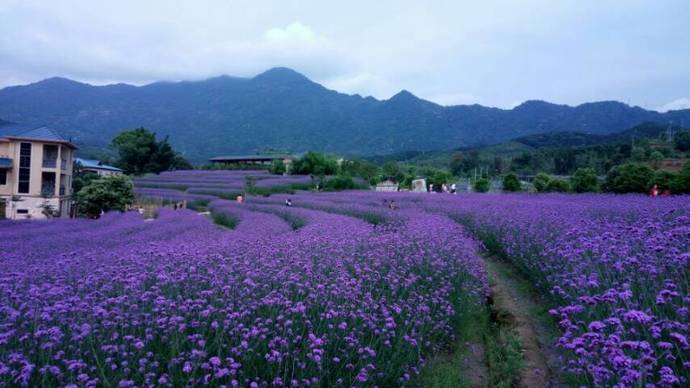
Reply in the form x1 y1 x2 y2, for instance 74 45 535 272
18 143 32 194
0 170 6 185
17 209 29 214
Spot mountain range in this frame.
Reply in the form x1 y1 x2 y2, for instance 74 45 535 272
0 67 689 161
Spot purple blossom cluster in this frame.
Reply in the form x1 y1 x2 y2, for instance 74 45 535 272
420 193 689 386
0 195 487 386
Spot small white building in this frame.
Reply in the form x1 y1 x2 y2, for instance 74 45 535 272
75 158 123 176
375 179 399 192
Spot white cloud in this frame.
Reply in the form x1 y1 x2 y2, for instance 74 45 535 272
264 22 328 46
657 98 690 112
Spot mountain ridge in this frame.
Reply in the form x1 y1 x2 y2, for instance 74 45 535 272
1 67 689 161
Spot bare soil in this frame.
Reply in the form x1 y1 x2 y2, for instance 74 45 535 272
483 253 564 388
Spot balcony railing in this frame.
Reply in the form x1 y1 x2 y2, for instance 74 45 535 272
43 159 58 168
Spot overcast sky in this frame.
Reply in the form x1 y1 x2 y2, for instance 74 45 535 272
1 0 689 111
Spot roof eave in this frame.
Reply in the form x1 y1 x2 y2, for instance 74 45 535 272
3 136 78 149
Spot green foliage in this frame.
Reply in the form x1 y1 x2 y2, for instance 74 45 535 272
75 175 135 217
292 152 338 175
449 151 480 176
381 161 405 182
72 161 99 194
502 173 521 192
323 175 357 191
533 173 551 192
674 131 690 152
652 170 676 191
631 147 647 162
570 168 599 193
670 161 690 194
545 178 570 192
473 178 490 193
339 159 380 185
605 163 654 193
211 212 238 229
269 159 286 175
425 168 452 191
244 175 256 193
111 128 190 175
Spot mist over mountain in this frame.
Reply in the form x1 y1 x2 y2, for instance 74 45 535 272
0 67 688 161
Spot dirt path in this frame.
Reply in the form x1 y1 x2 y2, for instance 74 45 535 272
483 253 563 388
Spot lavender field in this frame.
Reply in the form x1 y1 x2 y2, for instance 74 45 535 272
1 171 688 387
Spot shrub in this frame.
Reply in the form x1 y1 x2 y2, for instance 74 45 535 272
323 175 357 191
75 175 135 217
605 163 654 193
670 161 690 194
473 178 490 193
533 173 551 192
502 173 521 192
269 159 286 175
570 168 599 193
545 178 570 192
674 131 690 152
652 170 676 191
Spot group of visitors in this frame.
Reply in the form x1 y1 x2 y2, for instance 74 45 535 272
429 183 457 194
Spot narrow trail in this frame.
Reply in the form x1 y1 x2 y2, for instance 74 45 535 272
482 253 564 388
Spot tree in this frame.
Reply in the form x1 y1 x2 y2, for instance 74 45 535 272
670 161 690 194
652 170 676 191
112 128 190 175
450 151 479 176
291 152 338 175
545 178 570 192
533 173 551 192
674 131 690 152
425 169 451 191
75 175 135 218
72 160 99 194
340 159 380 184
473 178 490 193
381 162 405 183
605 163 654 193
323 175 358 191
649 151 664 169
631 147 647 162
570 168 599 193
269 159 286 175
502 173 521 192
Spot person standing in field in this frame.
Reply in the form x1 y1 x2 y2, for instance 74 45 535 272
649 185 659 197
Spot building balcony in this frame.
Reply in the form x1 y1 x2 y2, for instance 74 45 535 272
43 159 58 168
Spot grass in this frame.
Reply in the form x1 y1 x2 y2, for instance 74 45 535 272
210 212 238 229
417 300 524 388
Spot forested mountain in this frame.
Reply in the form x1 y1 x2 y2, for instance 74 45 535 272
0 67 688 161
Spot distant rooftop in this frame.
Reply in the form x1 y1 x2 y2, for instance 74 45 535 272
0 122 76 148
75 158 123 172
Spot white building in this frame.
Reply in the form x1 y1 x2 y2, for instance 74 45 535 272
75 158 123 176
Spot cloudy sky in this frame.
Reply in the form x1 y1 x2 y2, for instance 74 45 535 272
1 0 689 111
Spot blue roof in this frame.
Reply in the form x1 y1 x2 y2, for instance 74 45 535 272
75 158 123 172
0 122 74 146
